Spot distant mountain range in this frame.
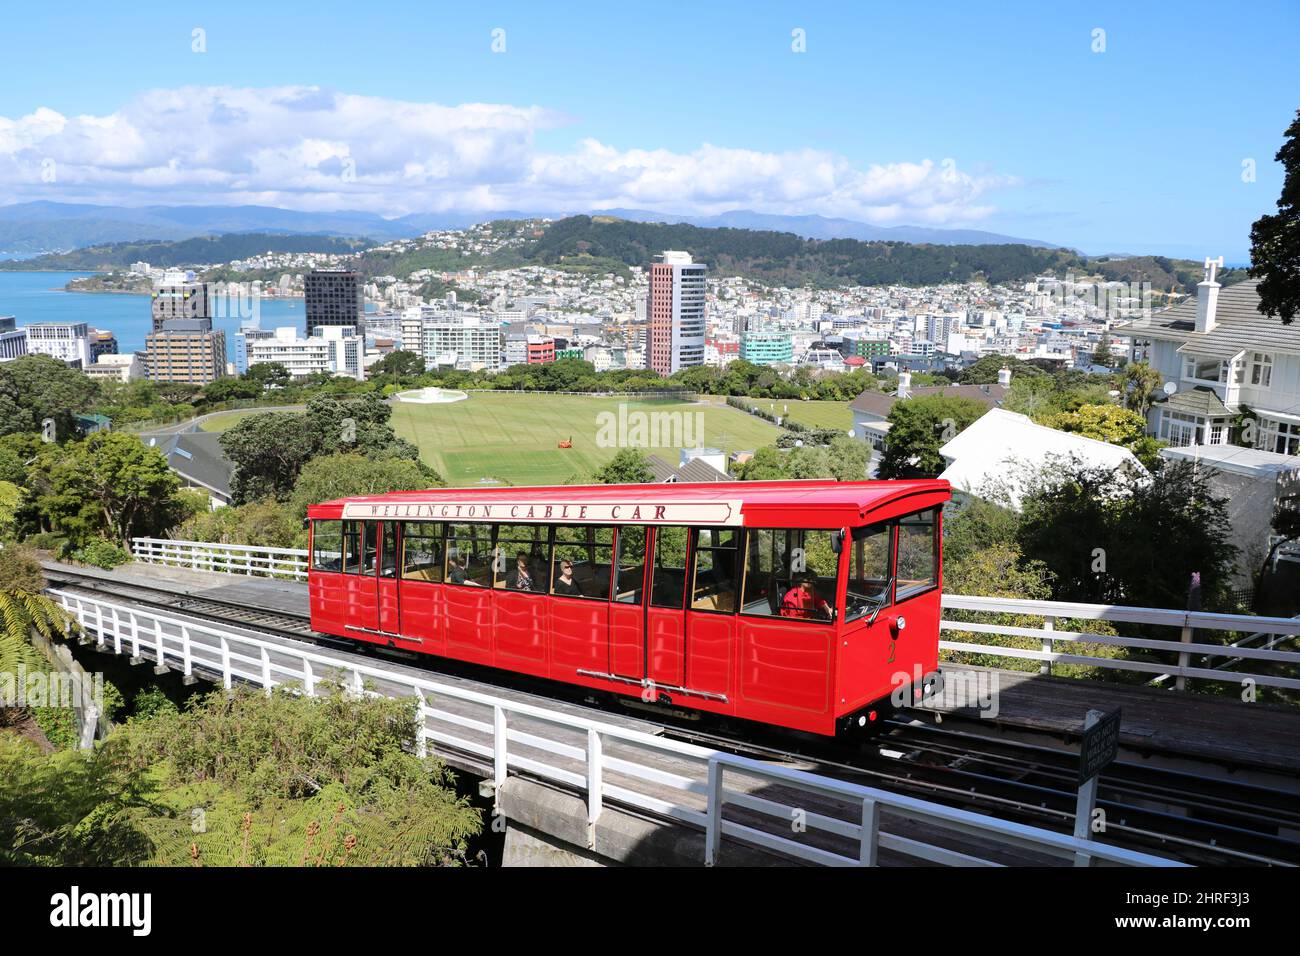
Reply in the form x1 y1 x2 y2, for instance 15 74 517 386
0 200 1059 258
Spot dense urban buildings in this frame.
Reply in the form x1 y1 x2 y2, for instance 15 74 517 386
305 269 364 337
23 322 92 366
245 325 364 381
0 315 27 362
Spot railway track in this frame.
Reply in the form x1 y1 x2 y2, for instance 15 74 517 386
47 564 1300 866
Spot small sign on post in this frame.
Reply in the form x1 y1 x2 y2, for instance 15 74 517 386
1074 708 1121 867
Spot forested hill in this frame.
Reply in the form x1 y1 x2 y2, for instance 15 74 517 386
0 233 374 271
514 216 1247 292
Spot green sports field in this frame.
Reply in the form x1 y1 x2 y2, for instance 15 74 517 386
389 393 782 486
733 398 855 432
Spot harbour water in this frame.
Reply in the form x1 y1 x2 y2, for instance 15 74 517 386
0 271 309 359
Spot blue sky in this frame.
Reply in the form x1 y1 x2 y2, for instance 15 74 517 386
1 0 1296 260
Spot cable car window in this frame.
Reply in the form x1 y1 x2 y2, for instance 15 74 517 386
379 523 398 578
360 522 379 575
845 522 893 621
691 527 739 613
341 521 363 575
896 509 938 600
741 528 839 621
494 524 548 592
445 523 493 587
311 520 343 572
614 526 647 604
401 522 444 582
551 525 613 600
650 526 689 609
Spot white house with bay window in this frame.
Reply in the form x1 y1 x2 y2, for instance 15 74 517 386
1115 264 1300 578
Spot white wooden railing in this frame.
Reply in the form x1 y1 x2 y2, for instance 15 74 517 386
130 537 1300 693
131 537 308 580
941 594 1300 692
49 588 1179 868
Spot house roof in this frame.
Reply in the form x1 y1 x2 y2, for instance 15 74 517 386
645 453 731 483
140 430 233 500
1159 385 1231 418
849 383 1009 418
1114 279 1300 355
1160 443 1300 480
937 408 1146 509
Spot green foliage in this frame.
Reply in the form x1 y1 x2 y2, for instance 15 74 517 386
1041 404 1163 470
959 355 1046 384
130 686 178 722
221 393 425 504
68 538 130 570
1016 460 1239 608
369 350 426 380
1 686 482 866
592 449 654 484
289 453 440 523
1249 109 1300 325
876 395 988 479
0 355 100 440
179 498 301 549
28 432 184 548
0 480 21 541
0 232 374 272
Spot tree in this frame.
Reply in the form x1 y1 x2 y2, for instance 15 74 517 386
1041 404 1163 470
369 350 426 380
592 449 654 484
1120 361 1163 417
1016 460 1238 609
289 454 441 522
200 376 262 403
0 355 100 439
39 433 183 548
876 396 987 479
1249 109 1300 324
244 362 292 390
958 355 1045 385
738 446 788 480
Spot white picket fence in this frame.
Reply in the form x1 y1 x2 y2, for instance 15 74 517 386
49 587 1181 868
132 537 308 580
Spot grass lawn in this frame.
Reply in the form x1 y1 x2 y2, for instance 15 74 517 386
734 398 855 432
388 393 782 486
197 411 262 432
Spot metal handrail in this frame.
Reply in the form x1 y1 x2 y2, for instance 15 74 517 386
48 588 1179 868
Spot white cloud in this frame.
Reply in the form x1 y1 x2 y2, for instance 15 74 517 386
0 85 1017 224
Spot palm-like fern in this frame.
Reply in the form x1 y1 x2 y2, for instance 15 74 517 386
0 547 70 676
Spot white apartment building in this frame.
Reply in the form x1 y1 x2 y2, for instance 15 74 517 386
24 322 92 366
84 353 145 383
246 325 364 380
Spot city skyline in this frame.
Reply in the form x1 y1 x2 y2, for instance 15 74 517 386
0 1 1296 261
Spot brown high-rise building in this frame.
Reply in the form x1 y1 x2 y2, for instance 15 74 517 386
646 251 706 377
145 320 227 385
151 281 211 331
305 270 364 337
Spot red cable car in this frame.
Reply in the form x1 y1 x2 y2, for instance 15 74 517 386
307 479 950 736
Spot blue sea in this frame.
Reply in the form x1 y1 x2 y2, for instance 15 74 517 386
0 271 310 359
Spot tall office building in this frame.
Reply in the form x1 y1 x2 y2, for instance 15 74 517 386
647 251 706 376
24 322 92 366
305 270 363 337
145 320 227 385
151 281 211 331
